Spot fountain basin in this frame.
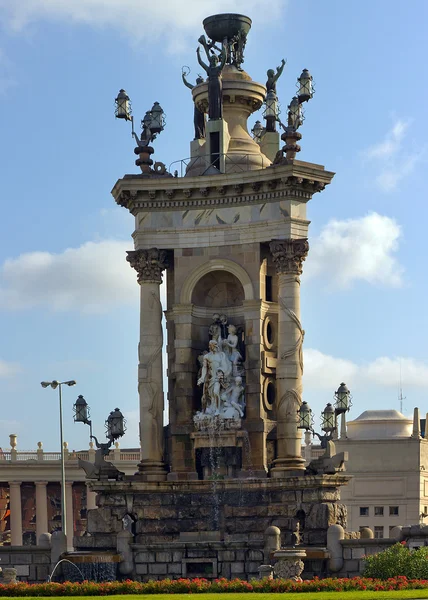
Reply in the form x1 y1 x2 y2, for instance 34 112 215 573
203 14 252 42
61 552 121 582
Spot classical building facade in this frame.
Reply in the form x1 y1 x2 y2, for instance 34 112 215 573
304 408 428 537
0 435 139 547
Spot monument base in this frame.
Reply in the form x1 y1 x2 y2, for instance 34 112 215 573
76 473 349 581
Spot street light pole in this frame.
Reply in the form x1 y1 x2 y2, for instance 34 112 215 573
41 379 76 543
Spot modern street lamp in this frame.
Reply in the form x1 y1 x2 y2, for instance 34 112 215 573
298 382 352 448
40 379 76 540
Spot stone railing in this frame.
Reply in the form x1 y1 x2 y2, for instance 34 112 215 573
0 448 141 463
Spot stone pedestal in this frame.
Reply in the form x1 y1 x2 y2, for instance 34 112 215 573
260 131 280 163
191 430 246 479
273 548 306 580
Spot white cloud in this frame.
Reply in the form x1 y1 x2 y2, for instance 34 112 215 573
304 349 358 390
304 349 428 390
0 240 138 313
305 212 403 289
0 359 21 378
363 357 428 388
366 119 409 160
365 118 425 192
0 0 285 51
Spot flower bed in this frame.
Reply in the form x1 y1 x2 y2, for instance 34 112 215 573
1 576 428 596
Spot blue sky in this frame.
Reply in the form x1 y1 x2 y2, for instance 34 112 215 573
0 0 427 451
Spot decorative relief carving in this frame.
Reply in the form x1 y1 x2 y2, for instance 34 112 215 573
267 180 278 190
165 189 175 199
148 190 157 199
278 291 305 374
126 248 168 284
199 187 209 197
217 185 227 195
233 183 244 194
269 239 309 276
183 189 192 198
251 181 262 192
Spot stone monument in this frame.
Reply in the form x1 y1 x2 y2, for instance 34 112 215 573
77 12 350 581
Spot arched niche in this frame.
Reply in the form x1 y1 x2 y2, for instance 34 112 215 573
191 270 244 308
180 258 254 305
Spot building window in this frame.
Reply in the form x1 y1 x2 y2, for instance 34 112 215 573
389 506 399 516
359 507 369 516
374 526 384 539
374 506 384 516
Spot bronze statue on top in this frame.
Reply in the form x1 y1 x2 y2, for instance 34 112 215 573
266 59 286 94
182 69 206 140
197 46 227 120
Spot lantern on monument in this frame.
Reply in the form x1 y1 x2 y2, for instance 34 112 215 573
106 408 126 440
115 89 132 121
148 102 165 135
73 395 90 424
288 96 303 130
321 403 336 432
298 401 313 431
334 382 352 415
263 90 279 133
297 69 313 103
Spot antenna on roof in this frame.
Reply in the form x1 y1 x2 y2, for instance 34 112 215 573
399 359 406 414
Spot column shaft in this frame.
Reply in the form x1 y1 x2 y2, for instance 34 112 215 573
127 248 168 481
9 482 22 546
35 481 48 543
270 239 309 475
86 484 97 510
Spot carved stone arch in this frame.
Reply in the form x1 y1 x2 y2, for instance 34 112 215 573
180 258 255 305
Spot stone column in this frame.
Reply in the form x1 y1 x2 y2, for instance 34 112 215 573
9 481 22 546
86 483 97 510
127 248 168 481
35 481 49 543
269 239 309 476
65 482 74 551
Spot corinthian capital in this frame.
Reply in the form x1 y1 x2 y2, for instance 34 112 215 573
126 248 168 284
269 239 309 275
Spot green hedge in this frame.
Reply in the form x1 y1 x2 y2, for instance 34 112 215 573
363 543 428 579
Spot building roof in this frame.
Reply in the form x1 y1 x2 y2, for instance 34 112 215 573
353 410 407 421
347 409 413 439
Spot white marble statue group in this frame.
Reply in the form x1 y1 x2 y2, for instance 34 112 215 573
194 314 245 428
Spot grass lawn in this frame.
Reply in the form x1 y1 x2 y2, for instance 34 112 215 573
5 593 428 600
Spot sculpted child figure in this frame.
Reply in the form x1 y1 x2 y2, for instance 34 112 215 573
222 376 244 419
222 324 243 376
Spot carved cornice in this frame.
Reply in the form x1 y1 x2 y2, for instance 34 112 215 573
116 179 321 212
269 239 309 275
126 248 169 284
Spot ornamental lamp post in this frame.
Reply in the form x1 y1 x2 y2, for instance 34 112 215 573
297 69 313 103
73 395 92 437
287 96 303 130
263 89 279 133
334 382 352 415
321 403 336 433
114 89 132 121
106 408 126 441
298 401 313 431
297 383 352 449
40 379 76 542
